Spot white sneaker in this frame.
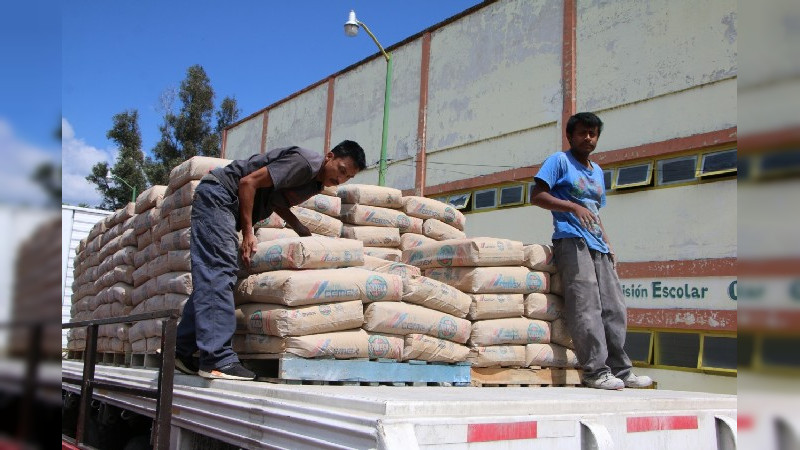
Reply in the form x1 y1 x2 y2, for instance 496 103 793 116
621 373 653 388
583 372 624 390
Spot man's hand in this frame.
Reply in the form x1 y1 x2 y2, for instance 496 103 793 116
240 232 258 269
609 251 617 270
571 204 598 230
292 222 312 237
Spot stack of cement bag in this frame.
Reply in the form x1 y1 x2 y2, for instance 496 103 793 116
400 195 467 246
253 185 344 241
337 184 408 261
69 213 109 352
233 236 408 359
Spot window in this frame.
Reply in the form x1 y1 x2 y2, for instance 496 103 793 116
759 149 800 177
700 149 737 176
498 185 524 207
603 169 613 191
701 335 737 370
434 196 448 203
760 336 800 369
473 188 497 210
655 331 700 368
624 331 652 364
657 155 697 185
614 163 653 189
447 192 471 210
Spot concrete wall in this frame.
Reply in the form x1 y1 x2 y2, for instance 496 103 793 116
225 112 264 161
266 83 328 152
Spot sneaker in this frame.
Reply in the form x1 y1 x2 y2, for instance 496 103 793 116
621 373 653 388
175 354 199 375
198 362 256 381
583 372 624 390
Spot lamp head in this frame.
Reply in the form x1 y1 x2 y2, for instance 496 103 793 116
106 169 112 181
344 10 359 37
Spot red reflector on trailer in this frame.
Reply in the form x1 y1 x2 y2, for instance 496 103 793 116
738 414 754 431
467 421 538 442
627 416 698 433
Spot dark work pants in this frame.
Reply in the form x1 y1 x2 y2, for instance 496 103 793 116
176 179 240 371
553 237 632 380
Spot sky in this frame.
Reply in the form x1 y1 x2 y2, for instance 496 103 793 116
0 1 481 207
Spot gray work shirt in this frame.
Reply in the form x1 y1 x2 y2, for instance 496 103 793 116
210 146 324 230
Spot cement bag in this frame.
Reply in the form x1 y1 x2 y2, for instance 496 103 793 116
403 333 470 363
133 207 161 235
120 227 137 248
146 254 170 280
160 228 191 252
111 246 137 267
164 293 189 312
363 247 401 262
132 261 149 285
107 283 134 306
361 256 421 281
99 235 122 261
232 334 285 354
337 184 403 208
236 268 402 306
366 333 405 360
320 185 338 196
467 345 526 368
131 339 147 354
105 265 134 286
166 156 230 195
156 272 192 295
145 336 162 353
550 273 564 296
169 205 192 231
92 303 111 319
137 229 153 251
340 204 411 229
256 227 299 242
152 217 172 243
129 319 163 341
523 244 557 273
403 237 524 269
400 216 424 235
285 329 370 359
254 213 285 229
134 243 161 268
160 180 200 216
425 267 550 294
468 294 524 320
108 338 130 354
550 318 574 349
298 194 341 217
290 206 343 237
236 301 364 337
132 278 158 307
399 233 435 251
524 293 563 321
109 203 136 227
110 302 132 318
525 343 579 368
135 185 167 214
469 318 550 346
342 225 400 247
362 302 471 343
402 196 466 231
422 219 466 241
249 236 363 273
168 250 191 272
402 276 471 318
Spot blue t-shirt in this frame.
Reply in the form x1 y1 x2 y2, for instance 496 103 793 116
534 150 609 253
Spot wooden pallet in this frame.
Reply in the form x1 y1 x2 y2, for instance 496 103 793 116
470 367 583 387
97 352 130 366
66 350 84 361
240 353 471 386
130 352 162 369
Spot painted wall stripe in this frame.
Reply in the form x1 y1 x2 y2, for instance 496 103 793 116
628 308 736 331
467 421 538 442
627 416 698 433
415 31 431 197
617 258 736 278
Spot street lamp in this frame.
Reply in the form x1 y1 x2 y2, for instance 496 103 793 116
106 169 137 203
344 10 392 186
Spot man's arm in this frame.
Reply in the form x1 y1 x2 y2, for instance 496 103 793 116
597 217 617 268
273 204 311 237
530 179 598 230
238 167 274 268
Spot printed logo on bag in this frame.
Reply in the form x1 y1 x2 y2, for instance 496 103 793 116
249 311 264 333
365 275 389 301
364 211 391 226
497 240 505 251
396 214 411 229
314 195 330 211
436 245 455 267
437 316 457 339
408 250 425 265
343 250 353 263
491 275 521 290
318 304 332 316
526 272 543 291
527 322 547 341
265 245 283 269
368 335 391 358
308 281 359 299
443 207 456 224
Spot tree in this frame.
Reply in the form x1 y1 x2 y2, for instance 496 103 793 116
205 96 241 158
86 110 147 210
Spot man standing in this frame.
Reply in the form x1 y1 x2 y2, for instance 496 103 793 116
175 141 366 380
530 113 652 390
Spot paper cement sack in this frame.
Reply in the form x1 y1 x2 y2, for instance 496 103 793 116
133 207 161 235
525 343 579 368
236 301 364 337
166 156 231 195
160 228 191 252
337 184 403 208
468 345 527 368
425 267 550 294
248 236 363 273
320 185 338 196
342 225 400 247
403 237 524 269
402 196 466 231
468 294 524 320
235 268 402 306
523 244 557 273
400 216 424 235
362 247 401 262
402 276 471 318
169 205 192 231
298 194 342 217
399 233 435 251
156 272 192 295
422 219 466 241
160 180 200 216
470 318 551 346
340 204 412 229
135 185 167 214
403 333 469 363
550 272 564 296
363 302 471 343
254 213 285 229
550 318 574 349
366 333 405 360
361 256 421 281
285 329 370 359
290 206 343 237
233 334 285 354
524 293 564 321
256 227 299 242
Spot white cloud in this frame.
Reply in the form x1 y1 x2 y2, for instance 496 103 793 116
61 117 117 207
0 119 56 206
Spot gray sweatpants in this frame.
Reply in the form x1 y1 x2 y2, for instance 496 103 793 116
553 238 632 380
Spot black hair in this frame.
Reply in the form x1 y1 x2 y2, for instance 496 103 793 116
331 140 367 170
566 112 603 137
